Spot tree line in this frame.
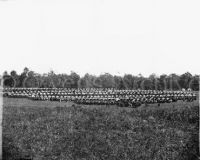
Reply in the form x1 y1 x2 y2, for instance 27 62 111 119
2 67 199 91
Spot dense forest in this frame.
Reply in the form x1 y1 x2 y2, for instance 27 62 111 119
2 67 199 91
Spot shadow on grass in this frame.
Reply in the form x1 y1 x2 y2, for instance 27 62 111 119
3 137 32 160
179 131 199 160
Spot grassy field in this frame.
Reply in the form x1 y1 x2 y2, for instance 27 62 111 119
3 98 199 160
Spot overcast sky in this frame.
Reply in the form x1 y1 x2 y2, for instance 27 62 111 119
0 0 199 77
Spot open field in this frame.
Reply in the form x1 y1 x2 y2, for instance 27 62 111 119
2 98 199 160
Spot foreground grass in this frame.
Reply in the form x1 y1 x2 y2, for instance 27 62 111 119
3 98 199 160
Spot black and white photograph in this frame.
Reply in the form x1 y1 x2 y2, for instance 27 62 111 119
0 0 199 159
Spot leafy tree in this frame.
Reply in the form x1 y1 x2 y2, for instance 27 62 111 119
23 76 38 88
114 76 125 89
3 71 8 76
179 72 192 89
70 71 80 88
3 75 15 87
3 67 199 91
141 78 153 90
149 74 159 90
159 74 168 90
189 75 199 91
168 74 181 90
98 73 115 88
10 70 20 87
79 74 98 88
19 67 30 87
123 74 134 89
